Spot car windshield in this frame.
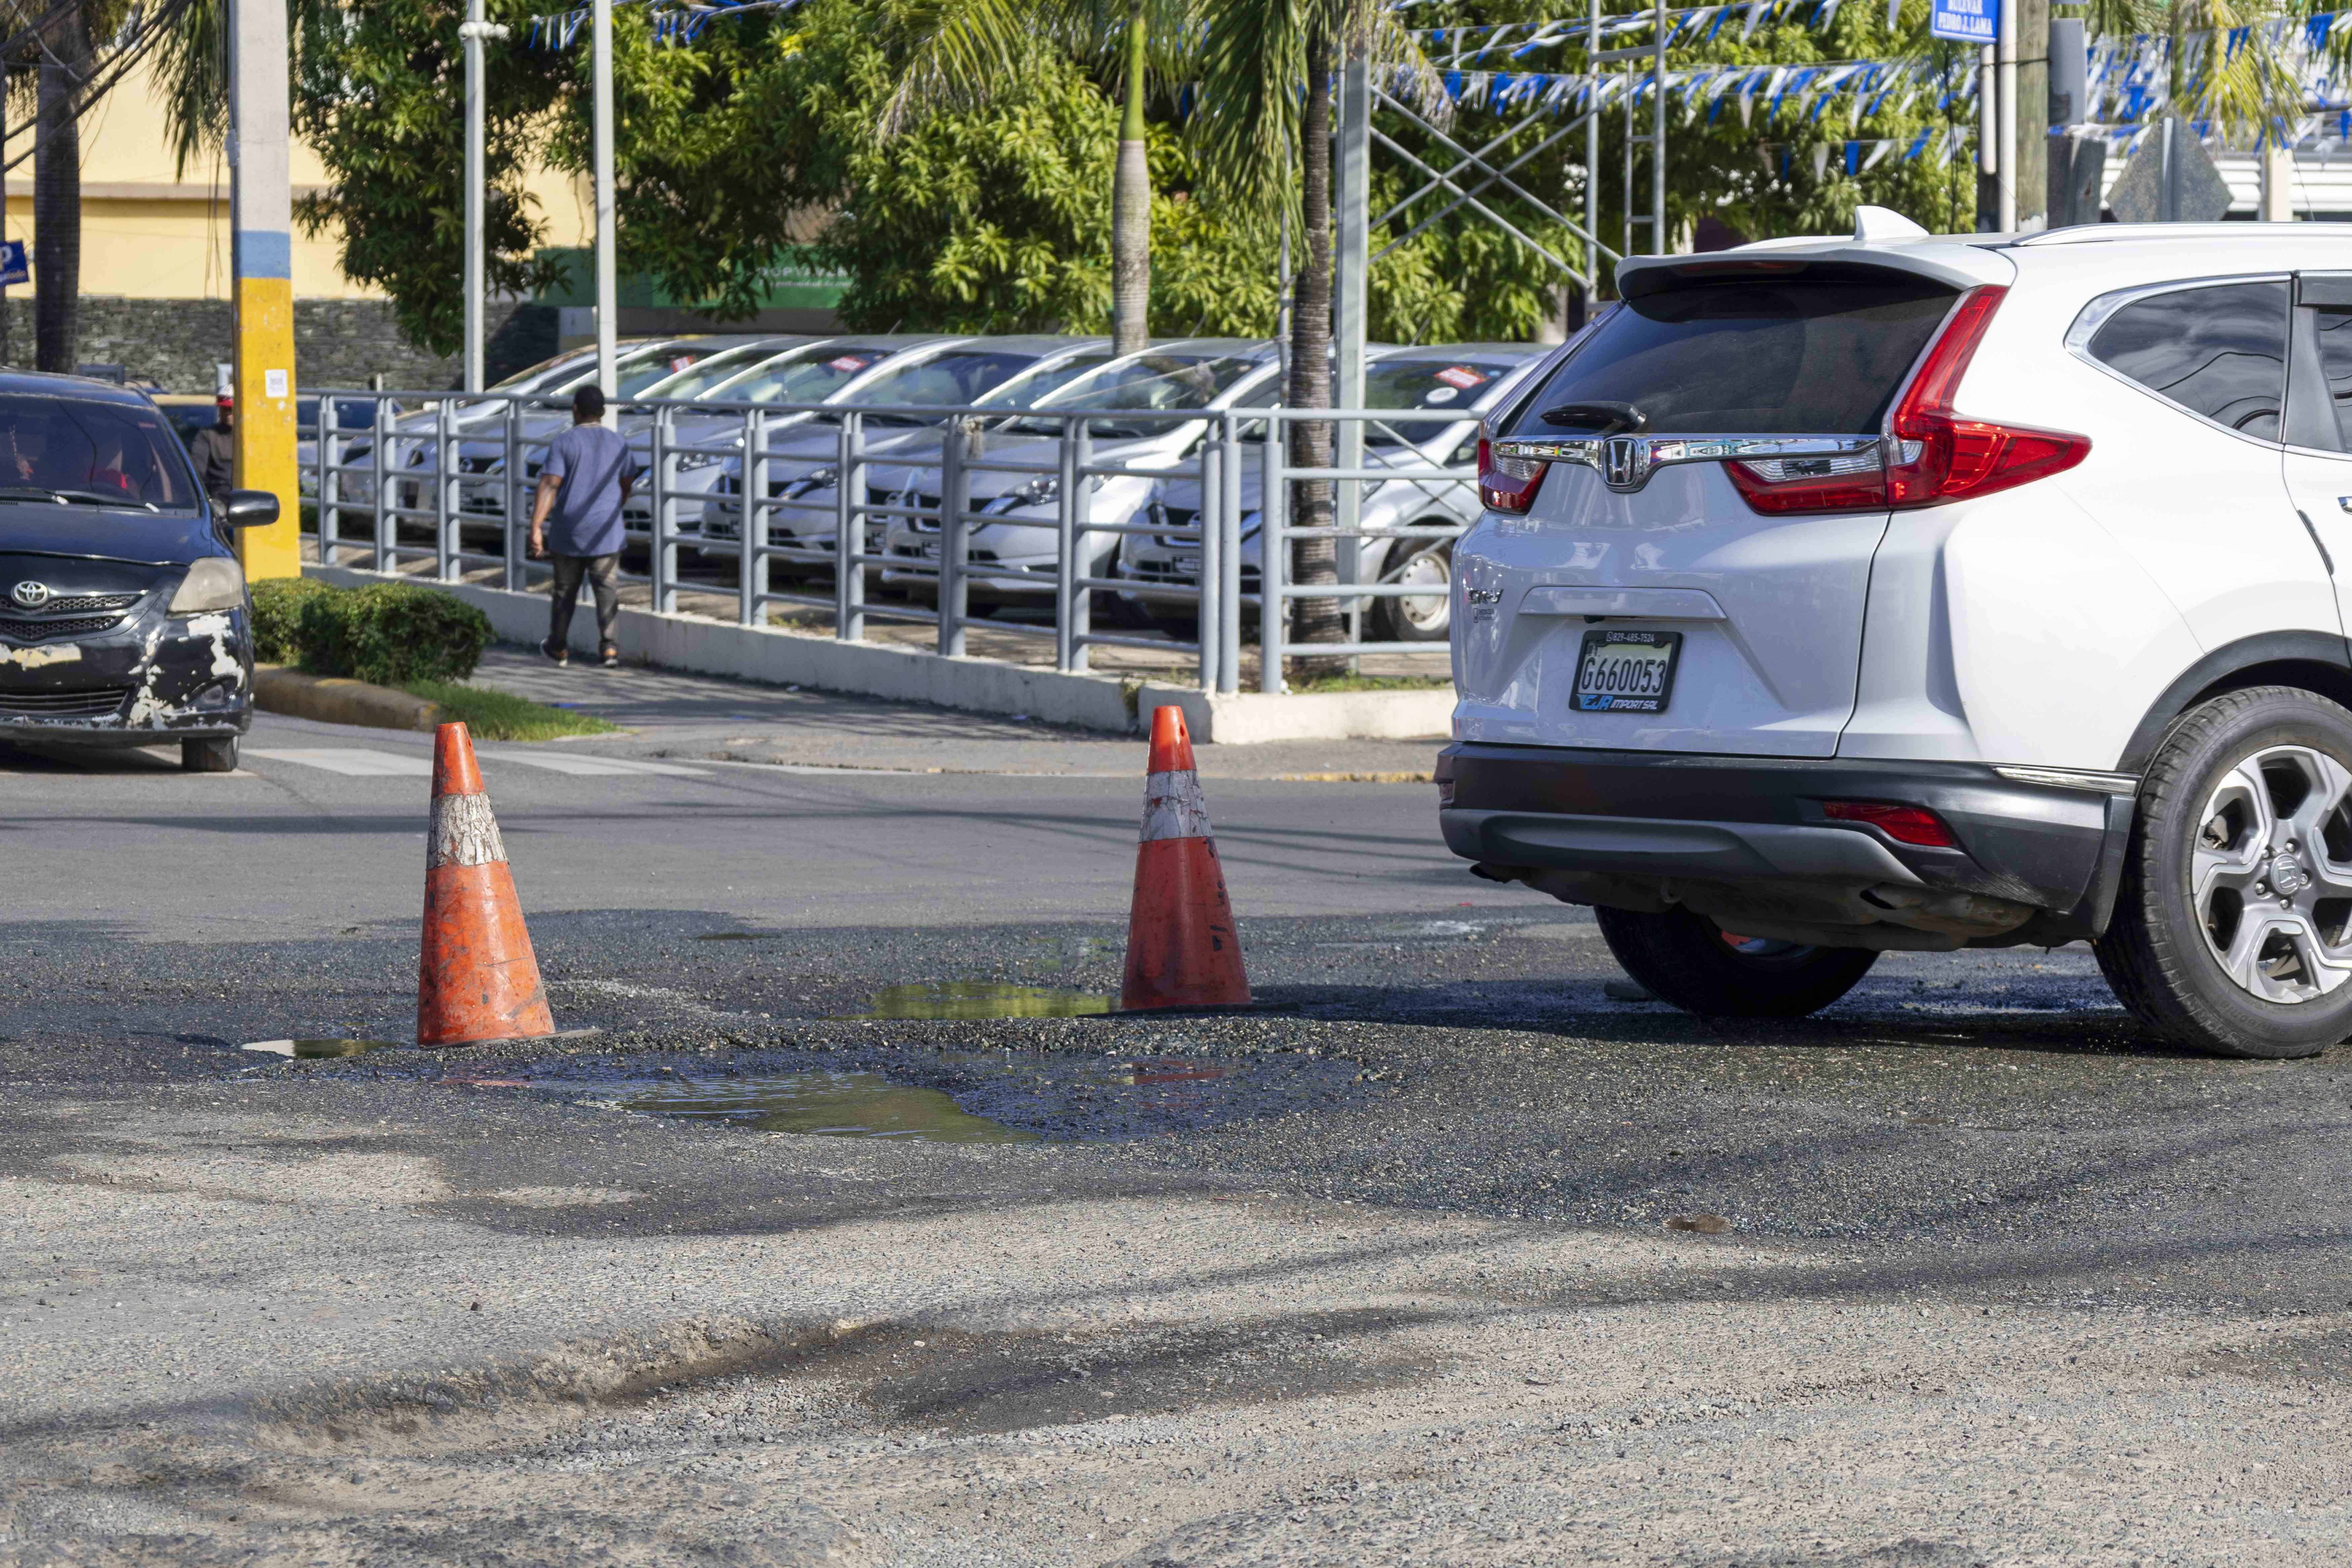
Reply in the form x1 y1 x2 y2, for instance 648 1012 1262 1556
975 350 1116 411
1360 357 1525 446
850 350 1044 426
709 346 897 407
0 396 200 510
548 345 704 402
638 345 791 401
491 349 595 393
299 396 383 435
1508 269 1958 436
1015 352 1267 438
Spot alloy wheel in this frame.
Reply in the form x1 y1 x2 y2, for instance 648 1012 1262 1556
2193 744 2352 1004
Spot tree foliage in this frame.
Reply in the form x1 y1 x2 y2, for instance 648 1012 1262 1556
288 0 568 356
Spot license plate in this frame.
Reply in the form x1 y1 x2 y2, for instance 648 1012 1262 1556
1574 628 1681 713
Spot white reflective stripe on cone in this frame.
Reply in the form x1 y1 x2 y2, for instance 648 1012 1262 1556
1140 770 1214 842
429 791 510 870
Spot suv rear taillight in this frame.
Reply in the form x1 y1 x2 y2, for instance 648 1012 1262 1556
1726 284 2090 516
1478 434 1548 513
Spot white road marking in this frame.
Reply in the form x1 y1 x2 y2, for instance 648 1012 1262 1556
247 748 435 777
477 751 709 777
250 747 706 779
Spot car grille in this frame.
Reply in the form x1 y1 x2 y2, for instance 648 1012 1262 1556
33 593 141 615
902 493 943 532
0 685 130 717
0 613 126 641
1152 507 1201 547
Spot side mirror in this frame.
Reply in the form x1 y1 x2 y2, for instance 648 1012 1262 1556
221 490 280 529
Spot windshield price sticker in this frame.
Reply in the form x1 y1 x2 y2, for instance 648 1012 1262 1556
1435 366 1488 390
1574 628 1682 713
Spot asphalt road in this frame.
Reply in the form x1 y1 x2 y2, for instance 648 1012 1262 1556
6 669 2351 1566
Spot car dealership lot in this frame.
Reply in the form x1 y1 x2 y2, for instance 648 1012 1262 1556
8 674 2352 1564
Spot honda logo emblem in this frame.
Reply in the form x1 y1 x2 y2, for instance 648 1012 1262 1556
1601 436 1648 491
9 580 48 608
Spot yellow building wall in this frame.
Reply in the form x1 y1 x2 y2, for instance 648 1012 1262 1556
4 56 592 301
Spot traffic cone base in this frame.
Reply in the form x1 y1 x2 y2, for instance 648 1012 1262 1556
418 724 555 1048
1120 707 1250 1011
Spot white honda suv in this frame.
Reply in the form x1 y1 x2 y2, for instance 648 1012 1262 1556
1441 212 2352 1059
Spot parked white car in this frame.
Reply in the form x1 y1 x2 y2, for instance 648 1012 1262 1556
876 340 1282 610
1441 213 2352 1059
696 335 1112 571
1117 342 1549 641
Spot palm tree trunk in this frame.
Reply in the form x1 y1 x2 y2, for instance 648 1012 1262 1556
1109 1 1150 355
35 0 89 375
1285 28 1344 681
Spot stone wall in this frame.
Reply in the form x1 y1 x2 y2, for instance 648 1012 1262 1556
0 298 560 394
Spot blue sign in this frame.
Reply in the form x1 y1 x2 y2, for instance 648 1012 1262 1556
0 240 27 288
1930 0 1998 44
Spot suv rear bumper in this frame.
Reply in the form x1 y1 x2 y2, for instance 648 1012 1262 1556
1436 743 2137 949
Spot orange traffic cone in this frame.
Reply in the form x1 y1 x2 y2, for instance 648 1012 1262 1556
417 723 556 1048
1120 706 1251 1011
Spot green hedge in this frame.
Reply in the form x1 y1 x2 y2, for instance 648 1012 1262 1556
251 578 492 686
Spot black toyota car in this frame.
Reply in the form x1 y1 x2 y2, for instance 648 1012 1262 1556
0 373 278 772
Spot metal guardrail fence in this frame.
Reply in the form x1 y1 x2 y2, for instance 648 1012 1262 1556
310 390 1474 695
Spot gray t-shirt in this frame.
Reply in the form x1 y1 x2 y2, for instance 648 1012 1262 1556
542 422 638 557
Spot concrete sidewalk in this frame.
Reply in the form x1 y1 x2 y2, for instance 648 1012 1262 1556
468 645 1448 780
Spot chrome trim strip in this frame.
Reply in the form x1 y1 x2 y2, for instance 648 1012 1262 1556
1490 432 1884 492
1992 764 2141 796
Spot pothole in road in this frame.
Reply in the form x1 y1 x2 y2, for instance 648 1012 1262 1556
537 1046 1361 1144
242 1038 409 1059
855 982 1115 1020
617 1070 1038 1143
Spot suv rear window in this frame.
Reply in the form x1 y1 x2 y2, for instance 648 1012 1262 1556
1508 270 1958 436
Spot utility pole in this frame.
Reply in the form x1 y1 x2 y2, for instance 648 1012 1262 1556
229 0 300 580
459 2 511 392
592 0 617 411
1994 0 2018 229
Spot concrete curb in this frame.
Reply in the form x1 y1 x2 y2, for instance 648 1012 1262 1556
252 664 444 732
303 565 1454 744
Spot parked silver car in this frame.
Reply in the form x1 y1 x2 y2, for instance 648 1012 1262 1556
1117 343 1550 641
876 340 1283 611
695 335 1111 572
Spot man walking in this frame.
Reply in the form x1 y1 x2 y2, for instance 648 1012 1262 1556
529 384 637 668
189 394 235 510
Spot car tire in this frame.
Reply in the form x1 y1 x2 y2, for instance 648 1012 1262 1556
182 735 239 773
1593 905 1878 1018
1374 541 1453 643
2094 685 2352 1059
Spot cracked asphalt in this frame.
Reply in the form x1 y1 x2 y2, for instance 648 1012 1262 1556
4 666 2350 1566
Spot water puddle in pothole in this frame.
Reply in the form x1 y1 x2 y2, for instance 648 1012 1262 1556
241 1038 408 1059
616 1070 1038 1143
855 982 1115 1020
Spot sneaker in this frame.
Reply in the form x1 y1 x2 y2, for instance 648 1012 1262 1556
600 645 621 668
540 638 568 666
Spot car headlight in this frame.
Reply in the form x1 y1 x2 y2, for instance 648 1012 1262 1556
784 465 839 498
678 450 730 471
169 557 246 614
1004 475 1058 509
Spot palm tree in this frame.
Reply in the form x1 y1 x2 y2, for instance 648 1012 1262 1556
881 0 1189 353
1189 0 1436 674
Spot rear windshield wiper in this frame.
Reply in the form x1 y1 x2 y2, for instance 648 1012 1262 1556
1539 400 1647 437
0 485 160 512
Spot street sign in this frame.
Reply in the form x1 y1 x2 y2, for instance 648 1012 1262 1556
0 240 28 288
2107 116 2233 224
1930 0 1998 45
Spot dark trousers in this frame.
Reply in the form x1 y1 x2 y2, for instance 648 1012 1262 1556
549 553 621 648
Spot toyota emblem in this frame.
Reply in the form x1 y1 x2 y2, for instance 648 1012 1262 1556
9 580 48 608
